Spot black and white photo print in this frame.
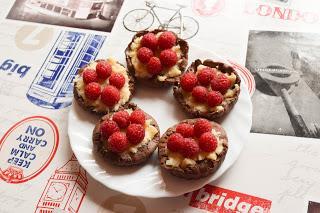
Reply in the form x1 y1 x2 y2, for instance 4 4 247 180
7 0 124 32
246 30 320 139
308 201 320 213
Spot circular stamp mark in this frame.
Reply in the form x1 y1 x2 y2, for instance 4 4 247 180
0 116 59 183
15 25 54 51
228 60 256 96
192 0 226 17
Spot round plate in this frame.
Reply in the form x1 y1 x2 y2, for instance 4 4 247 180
68 45 252 198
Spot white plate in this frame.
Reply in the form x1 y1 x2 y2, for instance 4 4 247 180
68 45 252 198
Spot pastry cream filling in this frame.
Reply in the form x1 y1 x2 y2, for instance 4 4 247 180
109 109 159 154
74 58 131 112
165 128 226 168
127 32 183 81
182 65 240 113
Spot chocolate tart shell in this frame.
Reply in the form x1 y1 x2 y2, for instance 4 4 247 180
125 29 189 86
173 59 241 120
93 103 160 166
158 119 228 179
74 59 135 115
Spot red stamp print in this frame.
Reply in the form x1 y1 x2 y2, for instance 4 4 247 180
189 185 272 212
244 0 320 25
0 116 59 183
193 0 225 16
228 60 256 97
35 154 88 213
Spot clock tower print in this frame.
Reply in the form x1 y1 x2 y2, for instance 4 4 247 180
35 154 88 213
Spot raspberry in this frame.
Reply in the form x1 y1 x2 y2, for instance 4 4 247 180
207 91 223 107
112 110 130 128
109 73 125 89
192 86 208 103
167 133 184 152
84 82 101 100
141 33 158 50
96 61 112 80
194 119 212 137
180 72 198 92
107 132 128 153
158 31 176 49
197 68 215 86
137 47 154 64
101 85 120 107
83 69 98 84
159 49 178 67
211 74 231 94
181 138 200 158
126 124 145 145
147 57 162 75
199 132 217 152
100 120 120 139
129 110 146 125
176 123 194 138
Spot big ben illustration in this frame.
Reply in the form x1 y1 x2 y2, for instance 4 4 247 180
35 155 88 213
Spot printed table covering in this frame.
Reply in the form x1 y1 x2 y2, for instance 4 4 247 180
0 0 320 212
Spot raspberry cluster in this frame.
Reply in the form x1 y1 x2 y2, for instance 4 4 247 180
82 61 126 107
180 67 232 107
100 109 147 153
137 31 178 76
167 119 218 158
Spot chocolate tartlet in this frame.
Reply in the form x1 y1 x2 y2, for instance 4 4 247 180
125 29 189 85
74 58 135 115
93 103 160 166
158 118 228 179
173 59 241 120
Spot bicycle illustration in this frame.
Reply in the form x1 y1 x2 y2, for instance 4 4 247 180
123 1 199 40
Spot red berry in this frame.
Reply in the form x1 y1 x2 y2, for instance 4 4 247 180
109 73 125 89
194 119 212 137
158 31 176 49
181 138 200 158
211 74 231 94
112 110 130 128
137 47 153 64
101 85 120 107
192 86 208 103
197 68 215 86
141 33 158 50
167 133 184 152
180 72 198 92
107 132 128 153
96 61 112 80
159 49 178 67
100 120 120 139
83 69 98 84
176 123 194 138
199 132 217 152
84 82 101 100
126 124 145 145
147 57 162 75
207 91 223 107
129 110 146 125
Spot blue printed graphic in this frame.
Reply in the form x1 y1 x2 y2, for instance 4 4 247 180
26 31 105 109
0 59 31 78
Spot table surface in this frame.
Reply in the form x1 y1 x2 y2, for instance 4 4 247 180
0 0 320 213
